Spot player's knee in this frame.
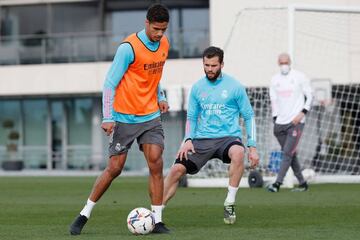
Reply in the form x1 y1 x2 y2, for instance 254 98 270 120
105 155 125 179
148 158 163 176
107 155 125 178
174 158 199 175
231 145 245 155
149 157 163 169
148 151 162 162
229 146 245 163
106 166 122 179
171 163 187 177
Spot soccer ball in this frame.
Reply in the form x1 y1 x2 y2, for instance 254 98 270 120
127 207 155 235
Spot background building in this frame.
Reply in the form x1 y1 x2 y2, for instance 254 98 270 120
0 0 359 176
0 0 209 171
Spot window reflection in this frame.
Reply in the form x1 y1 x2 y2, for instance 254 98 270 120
66 98 92 145
107 10 145 36
51 2 99 34
23 100 47 145
182 9 209 57
105 8 209 59
0 2 209 65
0 97 190 171
0 100 21 145
23 100 48 168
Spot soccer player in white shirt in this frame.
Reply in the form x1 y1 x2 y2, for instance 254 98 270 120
268 53 313 192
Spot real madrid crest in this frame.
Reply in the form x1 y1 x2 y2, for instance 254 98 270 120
221 90 228 98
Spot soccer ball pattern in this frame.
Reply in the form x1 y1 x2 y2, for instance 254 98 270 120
127 207 155 235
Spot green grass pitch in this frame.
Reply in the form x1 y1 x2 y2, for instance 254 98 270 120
0 176 359 240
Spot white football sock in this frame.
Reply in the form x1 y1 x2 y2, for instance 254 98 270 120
224 185 239 205
80 199 96 219
151 205 163 224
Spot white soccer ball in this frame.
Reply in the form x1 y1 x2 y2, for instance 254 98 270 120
127 207 155 235
302 168 316 182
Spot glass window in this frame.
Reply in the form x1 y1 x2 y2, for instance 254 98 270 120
105 7 209 58
50 3 100 63
1 2 210 65
22 100 48 169
0 5 48 64
182 8 209 57
168 8 209 58
0 5 47 36
51 2 99 33
0 7 16 40
66 98 92 145
107 10 146 37
0 100 21 145
104 10 147 61
167 9 180 58
23 100 47 145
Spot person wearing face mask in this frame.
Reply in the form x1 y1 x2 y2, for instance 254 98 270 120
268 53 313 193
162 46 260 225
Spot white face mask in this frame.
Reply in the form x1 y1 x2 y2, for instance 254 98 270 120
280 64 290 75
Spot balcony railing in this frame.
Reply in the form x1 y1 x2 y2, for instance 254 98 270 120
0 29 209 65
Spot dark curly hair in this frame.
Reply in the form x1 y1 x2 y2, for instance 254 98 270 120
146 4 170 23
203 46 224 63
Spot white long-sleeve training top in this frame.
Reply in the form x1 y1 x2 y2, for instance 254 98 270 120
270 69 313 124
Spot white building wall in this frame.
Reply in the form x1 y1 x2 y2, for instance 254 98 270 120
1 0 359 98
0 59 203 106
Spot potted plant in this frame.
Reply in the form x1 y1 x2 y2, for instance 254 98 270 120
2 119 23 171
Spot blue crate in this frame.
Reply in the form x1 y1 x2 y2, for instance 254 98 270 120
268 151 283 173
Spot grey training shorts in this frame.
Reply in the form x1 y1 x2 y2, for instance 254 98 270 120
175 136 245 174
109 117 164 157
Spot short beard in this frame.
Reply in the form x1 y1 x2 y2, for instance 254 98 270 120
206 70 221 82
